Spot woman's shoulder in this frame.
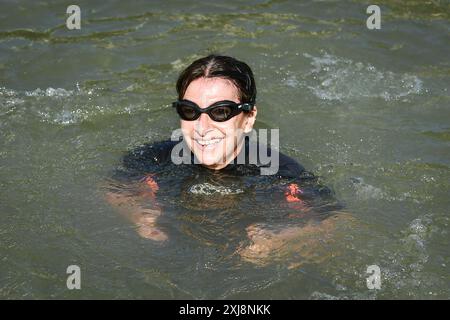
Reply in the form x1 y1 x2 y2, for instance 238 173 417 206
272 149 316 181
123 139 178 172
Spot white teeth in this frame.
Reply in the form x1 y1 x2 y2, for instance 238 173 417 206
195 138 222 146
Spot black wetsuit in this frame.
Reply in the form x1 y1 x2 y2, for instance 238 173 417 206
109 138 343 229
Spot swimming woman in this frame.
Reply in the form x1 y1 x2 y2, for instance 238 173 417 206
105 55 348 264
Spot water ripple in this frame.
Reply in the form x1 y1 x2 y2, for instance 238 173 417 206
297 52 424 101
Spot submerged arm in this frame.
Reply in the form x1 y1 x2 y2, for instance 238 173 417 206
238 211 354 266
239 182 353 265
103 175 167 241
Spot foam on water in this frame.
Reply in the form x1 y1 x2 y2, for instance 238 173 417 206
188 182 244 196
350 177 385 201
25 87 74 97
296 52 423 101
0 85 136 125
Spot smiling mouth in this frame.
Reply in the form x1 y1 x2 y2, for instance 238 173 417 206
194 138 223 147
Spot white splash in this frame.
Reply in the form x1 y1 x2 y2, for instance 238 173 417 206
25 87 74 97
0 86 120 125
301 52 423 101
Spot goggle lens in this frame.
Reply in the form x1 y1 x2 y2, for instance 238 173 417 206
209 105 233 121
178 104 198 120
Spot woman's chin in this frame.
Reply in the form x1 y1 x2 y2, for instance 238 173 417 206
189 139 234 168
194 153 226 169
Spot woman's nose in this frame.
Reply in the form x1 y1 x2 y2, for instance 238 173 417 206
195 113 212 136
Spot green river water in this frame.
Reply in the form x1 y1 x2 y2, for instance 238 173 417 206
0 0 449 299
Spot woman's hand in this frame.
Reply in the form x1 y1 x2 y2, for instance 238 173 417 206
238 224 298 261
104 190 168 242
134 209 168 242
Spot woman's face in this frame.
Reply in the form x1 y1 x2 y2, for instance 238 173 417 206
180 77 257 170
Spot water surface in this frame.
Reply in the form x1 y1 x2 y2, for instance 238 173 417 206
0 0 449 299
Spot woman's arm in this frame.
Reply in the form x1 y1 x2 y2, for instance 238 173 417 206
103 175 167 241
238 210 354 267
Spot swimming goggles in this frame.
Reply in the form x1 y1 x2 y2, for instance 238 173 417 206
172 99 255 122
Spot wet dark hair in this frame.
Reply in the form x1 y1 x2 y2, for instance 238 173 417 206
176 55 256 104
